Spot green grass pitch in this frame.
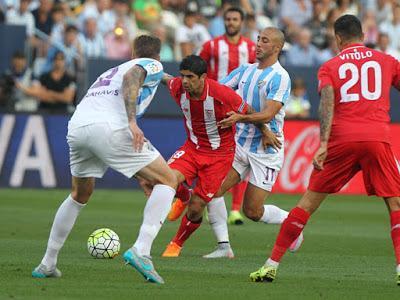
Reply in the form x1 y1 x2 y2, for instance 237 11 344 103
1 188 399 299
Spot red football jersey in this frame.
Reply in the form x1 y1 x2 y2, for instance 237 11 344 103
168 77 248 155
318 43 400 144
199 35 256 81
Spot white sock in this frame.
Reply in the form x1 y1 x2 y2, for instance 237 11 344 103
41 194 85 268
397 264 400 273
133 184 175 256
265 258 279 267
259 205 288 224
207 197 229 243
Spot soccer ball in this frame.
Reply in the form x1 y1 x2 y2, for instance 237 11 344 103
87 228 120 259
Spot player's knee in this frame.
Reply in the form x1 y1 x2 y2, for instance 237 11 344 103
243 205 262 222
187 197 206 222
154 173 178 190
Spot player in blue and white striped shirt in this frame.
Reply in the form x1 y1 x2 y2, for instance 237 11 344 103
204 27 304 259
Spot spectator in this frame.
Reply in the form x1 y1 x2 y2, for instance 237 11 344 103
242 13 258 43
305 1 328 49
0 51 36 111
6 0 35 40
375 32 400 59
375 0 393 26
319 0 335 22
50 3 66 43
379 5 400 52
78 0 114 36
42 24 83 77
186 0 218 19
326 7 341 37
336 0 358 17
285 27 321 67
78 17 105 58
319 34 340 63
104 20 131 59
132 0 161 31
19 51 76 113
176 10 211 58
280 0 312 35
362 10 378 46
111 0 137 41
285 78 310 119
32 0 54 36
208 1 232 37
152 26 174 62
0 8 5 23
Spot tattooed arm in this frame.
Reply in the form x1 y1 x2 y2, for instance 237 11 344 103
313 85 335 170
122 65 146 151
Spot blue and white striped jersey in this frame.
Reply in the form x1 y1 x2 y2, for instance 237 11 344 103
221 61 291 154
69 58 163 130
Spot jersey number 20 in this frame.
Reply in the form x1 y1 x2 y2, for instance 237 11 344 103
338 61 382 102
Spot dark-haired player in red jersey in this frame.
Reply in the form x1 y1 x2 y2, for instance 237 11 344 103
168 6 256 226
250 15 400 285
155 55 277 258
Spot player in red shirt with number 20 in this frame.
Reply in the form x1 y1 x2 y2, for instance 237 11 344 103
250 15 400 285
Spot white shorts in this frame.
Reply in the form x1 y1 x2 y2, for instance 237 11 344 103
67 123 160 178
232 143 284 191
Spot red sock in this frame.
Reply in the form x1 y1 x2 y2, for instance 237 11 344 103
390 210 400 264
176 184 191 204
231 181 247 211
270 207 310 262
172 215 202 247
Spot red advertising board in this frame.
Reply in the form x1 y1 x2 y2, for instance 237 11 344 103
274 121 400 194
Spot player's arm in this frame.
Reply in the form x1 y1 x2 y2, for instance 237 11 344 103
218 99 283 127
313 85 335 170
122 65 146 151
161 72 174 85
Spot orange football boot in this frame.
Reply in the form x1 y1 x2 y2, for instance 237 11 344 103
167 198 188 221
161 242 182 257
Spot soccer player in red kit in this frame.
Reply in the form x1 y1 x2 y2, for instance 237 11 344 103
168 7 256 226
250 15 400 285
160 55 249 257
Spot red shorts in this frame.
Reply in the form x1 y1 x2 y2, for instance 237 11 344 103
168 145 234 202
308 142 400 197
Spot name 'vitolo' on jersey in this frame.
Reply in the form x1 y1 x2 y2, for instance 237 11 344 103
221 62 291 154
318 43 400 144
69 58 163 130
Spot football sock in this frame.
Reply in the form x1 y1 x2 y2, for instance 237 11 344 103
208 197 229 243
231 181 247 211
390 210 400 264
265 258 279 267
270 207 310 262
172 215 202 247
260 205 289 224
176 183 191 204
133 184 175 256
41 194 85 268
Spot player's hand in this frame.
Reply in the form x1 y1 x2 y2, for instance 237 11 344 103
129 121 144 152
261 130 282 151
218 111 242 128
313 145 328 170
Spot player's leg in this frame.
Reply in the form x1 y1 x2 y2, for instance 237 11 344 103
249 190 327 282
162 193 207 257
251 143 360 282
228 180 248 225
203 196 235 258
32 176 95 278
384 197 400 285
167 183 192 221
361 142 400 285
33 125 106 278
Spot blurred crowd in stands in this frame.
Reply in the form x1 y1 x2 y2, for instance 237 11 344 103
0 0 399 115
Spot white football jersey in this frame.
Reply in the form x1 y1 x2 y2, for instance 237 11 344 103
69 58 163 130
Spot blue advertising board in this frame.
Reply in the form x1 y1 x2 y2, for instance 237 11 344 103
0 114 186 189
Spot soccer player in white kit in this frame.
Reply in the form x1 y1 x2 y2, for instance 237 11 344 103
32 35 177 284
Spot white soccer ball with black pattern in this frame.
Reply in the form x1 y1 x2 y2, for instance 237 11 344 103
87 228 120 259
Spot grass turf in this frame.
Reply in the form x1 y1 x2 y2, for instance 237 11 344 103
0 188 399 299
